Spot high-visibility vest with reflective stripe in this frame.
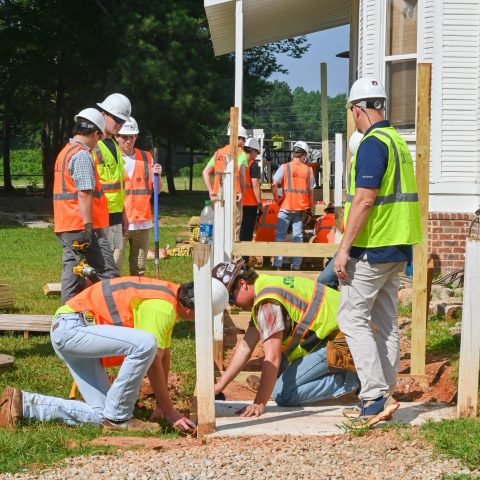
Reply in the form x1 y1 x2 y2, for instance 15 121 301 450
94 139 125 213
313 212 335 243
255 201 279 242
66 276 179 328
344 126 422 247
251 274 339 362
243 159 258 206
53 142 109 233
280 162 312 211
124 148 153 224
212 145 243 195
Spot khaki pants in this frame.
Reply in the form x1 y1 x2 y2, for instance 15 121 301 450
113 228 151 276
337 258 406 401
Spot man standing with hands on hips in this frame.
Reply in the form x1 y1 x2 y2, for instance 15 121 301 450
335 78 421 427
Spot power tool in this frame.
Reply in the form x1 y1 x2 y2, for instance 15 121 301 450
71 240 97 278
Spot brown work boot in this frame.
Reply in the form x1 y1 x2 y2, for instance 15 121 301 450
103 417 160 432
0 385 22 429
246 374 261 392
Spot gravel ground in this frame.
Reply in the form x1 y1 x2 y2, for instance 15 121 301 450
1 431 477 480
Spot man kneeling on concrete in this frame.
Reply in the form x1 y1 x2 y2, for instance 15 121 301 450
0 276 228 433
213 261 359 417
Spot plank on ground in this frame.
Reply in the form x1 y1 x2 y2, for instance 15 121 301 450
233 241 338 258
43 283 61 295
0 314 51 332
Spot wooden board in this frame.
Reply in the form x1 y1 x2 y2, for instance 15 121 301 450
0 281 14 307
232 241 338 258
43 283 61 295
259 270 320 280
0 314 51 332
0 354 14 373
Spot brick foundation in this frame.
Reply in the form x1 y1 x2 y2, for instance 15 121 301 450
428 212 476 274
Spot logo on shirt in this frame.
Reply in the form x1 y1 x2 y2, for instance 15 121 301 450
282 276 295 289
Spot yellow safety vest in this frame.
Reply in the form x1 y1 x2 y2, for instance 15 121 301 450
94 139 125 214
252 274 339 362
344 126 422 248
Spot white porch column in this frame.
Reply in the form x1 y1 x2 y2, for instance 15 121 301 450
235 0 243 124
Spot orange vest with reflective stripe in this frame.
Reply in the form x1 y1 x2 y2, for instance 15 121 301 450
313 212 335 243
255 201 279 242
213 145 243 195
243 159 258 206
124 148 153 224
66 276 179 328
280 162 312 211
53 142 109 233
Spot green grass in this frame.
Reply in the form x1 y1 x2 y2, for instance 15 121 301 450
426 316 461 357
422 419 480 471
0 191 206 473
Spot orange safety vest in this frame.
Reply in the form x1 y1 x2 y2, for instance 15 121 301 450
124 148 153 224
67 277 179 367
280 162 312 211
213 145 243 195
53 142 109 233
313 212 335 243
67 276 179 328
255 201 279 242
243 159 259 206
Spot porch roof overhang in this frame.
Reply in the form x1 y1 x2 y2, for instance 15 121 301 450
205 0 350 56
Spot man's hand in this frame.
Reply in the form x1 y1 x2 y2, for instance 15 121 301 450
236 192 242 203
164 409 196 434
72 223 93 251
209 191 217 202
333 249 349 282
152 163 162 176
237 403 265 417
149 404 164 422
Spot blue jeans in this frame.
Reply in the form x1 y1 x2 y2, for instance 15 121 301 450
271 345 359 407
21 313 157 426
318 254 339 289
273 210 304 270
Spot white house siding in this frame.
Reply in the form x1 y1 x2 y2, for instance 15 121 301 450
358 0 378 77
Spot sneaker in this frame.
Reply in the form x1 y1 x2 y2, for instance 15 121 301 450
246 374 261 392
349 394 399 428
103 417 160 432
0 386 22 429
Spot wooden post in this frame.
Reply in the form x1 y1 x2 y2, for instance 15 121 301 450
229 107 239 244
457 239 480 418
193 243 215 437
334 133 343 232
321 63 330 204
411 63 431 376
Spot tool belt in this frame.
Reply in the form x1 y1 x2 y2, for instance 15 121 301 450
326 330 356 373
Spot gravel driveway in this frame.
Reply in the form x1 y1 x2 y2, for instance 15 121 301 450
1 430 476 480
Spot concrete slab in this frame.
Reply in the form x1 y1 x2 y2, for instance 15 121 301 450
212 400 456 437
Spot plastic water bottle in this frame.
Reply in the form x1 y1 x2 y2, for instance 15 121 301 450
199 200 214 245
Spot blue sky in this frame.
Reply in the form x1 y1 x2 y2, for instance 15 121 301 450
270 25 350 96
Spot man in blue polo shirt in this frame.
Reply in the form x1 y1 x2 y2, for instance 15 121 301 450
334 78 421 428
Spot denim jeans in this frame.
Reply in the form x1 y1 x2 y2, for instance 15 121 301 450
21 313 157 426
273 209 304 270
271 344 359 407
317 254 339 289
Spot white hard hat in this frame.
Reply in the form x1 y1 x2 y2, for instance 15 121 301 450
349 131 364 155
97 93 132 122
227 124 248 138
245 137 260 152
118 116 139 135
74 108 105 132
211 278 229 316
293 141 310 154
346 77 387 109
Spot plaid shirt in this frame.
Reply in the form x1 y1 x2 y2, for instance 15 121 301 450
252 299 293 342
68 139 96 191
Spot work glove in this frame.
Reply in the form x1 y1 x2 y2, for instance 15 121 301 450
72 223 93 252
256 206 263 222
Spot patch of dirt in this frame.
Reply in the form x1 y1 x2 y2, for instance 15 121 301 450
0 193 53 221
136 373 185 410
89 436 194 449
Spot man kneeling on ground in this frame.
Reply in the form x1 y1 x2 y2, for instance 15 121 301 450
0 276 227 433
213 261 359 417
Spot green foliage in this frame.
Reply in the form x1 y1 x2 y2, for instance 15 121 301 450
426 316 460 356
251 81 347 141
178 157 210 178
422 419 480 470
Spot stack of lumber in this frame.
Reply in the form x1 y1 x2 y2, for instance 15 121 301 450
188 216 200 231
0 280 14 308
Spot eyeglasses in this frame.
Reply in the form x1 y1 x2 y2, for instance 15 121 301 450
228 280 240 305
106 112 126 125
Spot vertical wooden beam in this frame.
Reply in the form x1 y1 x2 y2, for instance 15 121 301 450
193 244 215 437
321 63 330 204
230 107 239 243
411 63 431 376
457 239 480 418
334 133 344 232
234 0 243 123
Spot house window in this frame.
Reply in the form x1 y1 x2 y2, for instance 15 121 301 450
385 0 418 130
